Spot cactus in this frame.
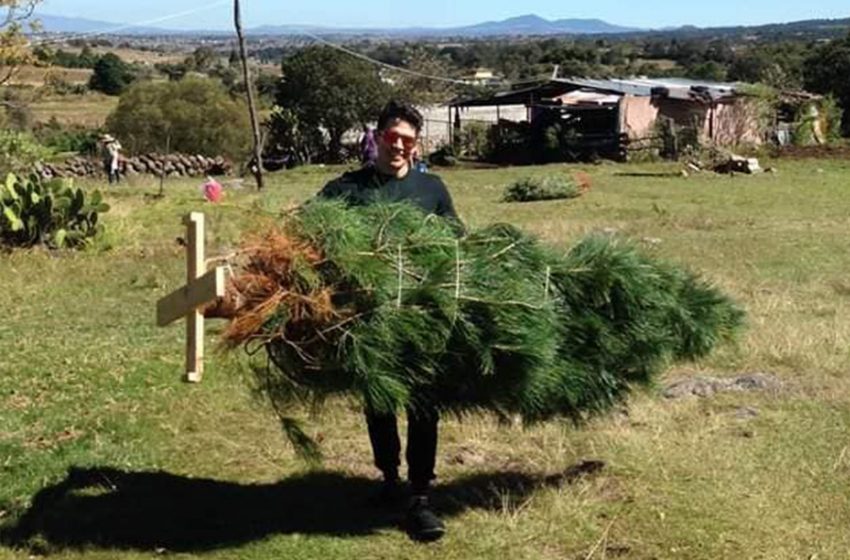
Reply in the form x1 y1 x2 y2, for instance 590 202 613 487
0 172 109 249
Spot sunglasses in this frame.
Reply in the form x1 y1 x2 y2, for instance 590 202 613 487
381 129 417 151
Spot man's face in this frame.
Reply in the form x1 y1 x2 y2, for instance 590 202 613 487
377 118 418 173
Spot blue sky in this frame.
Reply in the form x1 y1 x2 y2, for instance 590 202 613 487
40 0 850 30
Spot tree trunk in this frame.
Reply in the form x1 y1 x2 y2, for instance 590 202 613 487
234 0 264 190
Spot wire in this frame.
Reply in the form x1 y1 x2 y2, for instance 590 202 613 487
295 28 469 85
30 0 232 47
295 30 555 88
26 4 512 88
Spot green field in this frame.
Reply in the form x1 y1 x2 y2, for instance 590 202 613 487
2 159 850 559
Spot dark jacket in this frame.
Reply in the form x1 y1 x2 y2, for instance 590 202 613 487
318 166 462 228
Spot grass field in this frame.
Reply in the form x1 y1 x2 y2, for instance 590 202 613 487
29 92 118 127
2 159 850 559
58 46 187 66
8 65 93 87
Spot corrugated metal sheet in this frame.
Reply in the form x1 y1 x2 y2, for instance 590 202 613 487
452 77 742 108
557 90 621 106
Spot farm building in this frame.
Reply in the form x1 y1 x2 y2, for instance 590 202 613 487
449 77 826 163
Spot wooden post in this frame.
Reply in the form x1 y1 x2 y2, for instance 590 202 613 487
185 212 204 382
234 0 264 190
447 105 452 146
158 132 170 199
156 212 227 383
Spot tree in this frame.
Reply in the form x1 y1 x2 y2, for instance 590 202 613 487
0 0 40 85
105 77 252 158
804 33 850 135
88 53 135 95
273 46 390 162
391 48 458 106
687 61 727 82
185 46 217 73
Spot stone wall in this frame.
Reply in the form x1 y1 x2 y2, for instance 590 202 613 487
38 153 233 179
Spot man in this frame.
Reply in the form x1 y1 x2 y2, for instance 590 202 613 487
318 100 460 542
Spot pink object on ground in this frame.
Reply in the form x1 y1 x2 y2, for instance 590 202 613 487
202 178 223 203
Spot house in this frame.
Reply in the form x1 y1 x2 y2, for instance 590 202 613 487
450 77 785 162
462 68 504 87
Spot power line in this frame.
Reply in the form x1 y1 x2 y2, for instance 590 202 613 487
295 29 469 85
30 0 231 47
26 4 513 89
295 30 555 89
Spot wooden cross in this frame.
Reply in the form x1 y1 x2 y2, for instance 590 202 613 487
156 212 227 383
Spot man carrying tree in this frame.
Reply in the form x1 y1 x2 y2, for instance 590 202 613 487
318 100 460 542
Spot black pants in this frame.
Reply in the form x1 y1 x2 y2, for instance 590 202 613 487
366 405 438 494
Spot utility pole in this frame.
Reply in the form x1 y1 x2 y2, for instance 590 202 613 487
234 0 264 190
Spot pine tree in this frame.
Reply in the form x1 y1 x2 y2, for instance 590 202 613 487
221 200 744 452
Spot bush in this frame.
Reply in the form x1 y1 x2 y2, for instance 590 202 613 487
34 120 100 155
820 96 844 143
89 53 135 95
502 175 581 203
106 78 252 159
0 131 49 174
485 121 533 164
0 173 109 249
427 143 457 167
454 122 489 158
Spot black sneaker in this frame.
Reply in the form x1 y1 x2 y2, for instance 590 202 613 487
405 495 446 542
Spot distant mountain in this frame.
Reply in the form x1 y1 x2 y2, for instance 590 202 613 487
36 14 175 35
455 14 638 35
33 12 850 40
36 13 638 38
252 14 637 36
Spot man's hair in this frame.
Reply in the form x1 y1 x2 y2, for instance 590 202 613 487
377 100 423 134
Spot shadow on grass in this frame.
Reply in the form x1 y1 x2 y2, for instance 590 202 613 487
1 461 603 553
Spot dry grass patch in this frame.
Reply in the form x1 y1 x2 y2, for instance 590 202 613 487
30 93 118 127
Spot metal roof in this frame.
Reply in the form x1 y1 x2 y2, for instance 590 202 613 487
452 76 741 108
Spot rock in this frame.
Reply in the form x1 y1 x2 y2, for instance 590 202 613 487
713 155 762 175
734 406 759 419
662 372 782 399
728 373 782 393
663 377 726 398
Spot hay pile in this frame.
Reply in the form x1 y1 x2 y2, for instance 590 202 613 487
220 200 743 434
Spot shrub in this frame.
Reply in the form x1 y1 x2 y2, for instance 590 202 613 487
820 96 844 143
502 175 581 203
428 143 457 167
454 122 489 159
0 173 109 249
89 53 135 95
106 78 252 159
0 130 49 174
34 120 100 155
